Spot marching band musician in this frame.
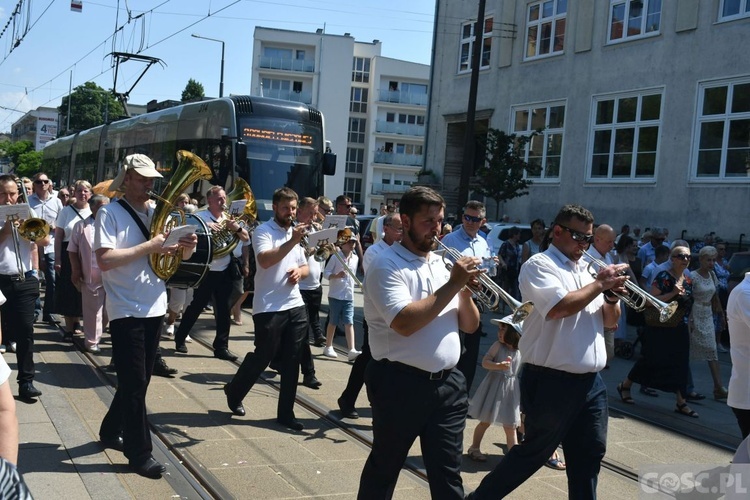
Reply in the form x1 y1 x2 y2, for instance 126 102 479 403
467 204 628 500
94 154 197 479
0 175 49 400
358 186 481 499
223 187 310 431
174 185 249 361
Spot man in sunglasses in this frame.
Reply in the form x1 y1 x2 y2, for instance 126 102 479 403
27 172 63 323
468 204 629 500
440 200 497 391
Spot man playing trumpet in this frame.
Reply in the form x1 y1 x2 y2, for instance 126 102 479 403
0 175 50 400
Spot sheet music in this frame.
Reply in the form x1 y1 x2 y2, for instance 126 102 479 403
321 215 348 230
306 227 340 247
163 224 196 247
0 203 32 220
228 200 246 216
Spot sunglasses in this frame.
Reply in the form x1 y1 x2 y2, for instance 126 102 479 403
672 254 690 261
558 224 594 244
34 179 50 184
463 214 483 223
339 204 352 209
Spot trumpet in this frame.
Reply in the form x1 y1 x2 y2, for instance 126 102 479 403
433 237 533 323
582 249 678 322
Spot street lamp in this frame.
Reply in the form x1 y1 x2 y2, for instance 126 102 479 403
192 33 225 98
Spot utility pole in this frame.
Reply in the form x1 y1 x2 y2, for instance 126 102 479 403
458 0 487 212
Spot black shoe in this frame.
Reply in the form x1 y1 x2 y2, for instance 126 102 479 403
19 382 42 399
313 337 326 347
277 418 304 431
685 392 706 401
129 457 166 479
337 396 359 419
152 358 177 377
302 375 322 389
175 343 188 354
223 384 245 416
100 434 124 452
269 362 281 372
214 349 238 361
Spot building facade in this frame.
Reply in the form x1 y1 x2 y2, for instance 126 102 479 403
11 107 58 151
252 27 429 214
427 0 749 241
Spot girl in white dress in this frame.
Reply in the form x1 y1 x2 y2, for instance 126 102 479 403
467 315 522 462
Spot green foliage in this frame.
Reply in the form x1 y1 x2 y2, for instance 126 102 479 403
0 140 42 177
473 128 541 213
58 82 124 134
181 79 205 101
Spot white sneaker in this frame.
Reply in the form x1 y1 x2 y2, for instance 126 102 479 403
185 335 193 343
348 349 362 362
323 346 337 358
165 324 175 336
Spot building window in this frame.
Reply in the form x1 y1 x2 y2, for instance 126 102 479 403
293 81 302 93
348 118 366 144
513 102 566 180
589 90 663 180
459 17 493 73
350 87 369 113
346 147 364 173
608 0 662 43
295 50 305 60
692 78 750 180
352 57 371 83
344 177 362 204
525 0 567 60
261 78 290 92
263 47 292 59
720 0 750 20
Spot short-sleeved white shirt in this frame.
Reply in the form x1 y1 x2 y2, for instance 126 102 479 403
252 218 307 313
364 242 461 373
28 193 63 254
56 205 91 242
196 209 231 271
324 250 359 301
728 273 750 410
518 244 607 373
93 200 167 320
299 227 321 291
0 206 39 274
363 239 389 273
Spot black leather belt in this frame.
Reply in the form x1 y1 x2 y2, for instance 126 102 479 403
380 359 452 380
523 363 595 380
0 270 36 282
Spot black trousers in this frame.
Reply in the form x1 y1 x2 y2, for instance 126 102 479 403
100 316 161 465
0 275 39 383
732 407 750 439
340 318 370 408
226 306 307 421
358 360 468 500
175 269 232 351
456 323 482 392
300 287 324 342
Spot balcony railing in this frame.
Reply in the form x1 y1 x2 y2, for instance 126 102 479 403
259 56 315 72
261 88 313 104
377 89 428 106
375 120 425 137
371 183 413 195
374 151 424 166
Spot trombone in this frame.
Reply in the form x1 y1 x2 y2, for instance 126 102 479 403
292 220 363 289
433 237 533 324
582 249 678 323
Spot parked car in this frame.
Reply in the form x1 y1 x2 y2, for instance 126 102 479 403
727 250 750 293
484 223 533 254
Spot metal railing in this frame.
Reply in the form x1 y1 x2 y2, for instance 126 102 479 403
375 120 425 136
259 56 315 72
377 89 428 106
371 183 413 195
260 88 313 104
373 151 424 166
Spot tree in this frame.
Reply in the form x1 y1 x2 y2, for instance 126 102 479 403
0 140 42 178
58 82 124 134
181 79 205 102
472 128 541 219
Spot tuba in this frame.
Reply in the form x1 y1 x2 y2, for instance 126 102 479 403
149 150 214 281
211 178 258 259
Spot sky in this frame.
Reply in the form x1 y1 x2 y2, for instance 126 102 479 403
0 0 437 133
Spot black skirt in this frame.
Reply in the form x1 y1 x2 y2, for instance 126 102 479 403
54 241 83 317
627 321 689 394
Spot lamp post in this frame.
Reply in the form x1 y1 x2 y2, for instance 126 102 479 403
192 33 225 97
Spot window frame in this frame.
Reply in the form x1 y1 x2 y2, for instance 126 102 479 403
352 57 371 83
690 76 750 182
719 0 750 21
524 0 567 61
511 100 566 182
587 88 664 182
350 87 369 114
458 16 493 74
607 0 662 44
345 147 365 174
348 118 366 144
343 177 363 204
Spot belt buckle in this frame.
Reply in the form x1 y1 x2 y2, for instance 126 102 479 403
10 274 23 282
429 370 443 381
